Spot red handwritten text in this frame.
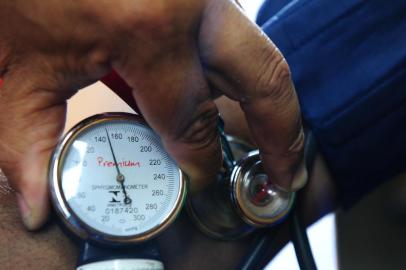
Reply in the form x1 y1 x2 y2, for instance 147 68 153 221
97 157 141 168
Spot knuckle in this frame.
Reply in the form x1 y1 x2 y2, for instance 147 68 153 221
117 2 178 40
251 48 294 104
79 49 112 79
287 127 305 155
174 102 220 151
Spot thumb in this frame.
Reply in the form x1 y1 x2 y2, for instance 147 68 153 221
0 68 67 230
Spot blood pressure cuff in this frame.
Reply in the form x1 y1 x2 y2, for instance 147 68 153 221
258 0 406 208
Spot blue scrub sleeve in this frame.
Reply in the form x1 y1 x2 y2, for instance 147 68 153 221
258 0 406 208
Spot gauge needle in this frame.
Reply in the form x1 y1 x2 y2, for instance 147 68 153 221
105 129 132 205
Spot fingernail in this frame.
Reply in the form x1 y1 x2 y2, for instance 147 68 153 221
16 193 32 229
290 159 308 191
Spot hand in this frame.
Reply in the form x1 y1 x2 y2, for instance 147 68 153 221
0 0 305 230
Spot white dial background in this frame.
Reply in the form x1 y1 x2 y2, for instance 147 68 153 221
60 120 181 237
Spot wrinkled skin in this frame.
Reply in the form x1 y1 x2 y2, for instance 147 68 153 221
0 0 304 236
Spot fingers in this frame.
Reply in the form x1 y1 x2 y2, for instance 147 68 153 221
200 1 306 191
0 67 67 230
114 44 222 193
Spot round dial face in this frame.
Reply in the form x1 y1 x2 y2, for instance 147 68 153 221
51 114 184 242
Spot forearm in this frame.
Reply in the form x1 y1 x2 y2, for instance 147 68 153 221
0 192 77 269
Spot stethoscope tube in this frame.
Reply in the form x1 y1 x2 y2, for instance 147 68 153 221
238 130 318 270
290 130 317 270
290 210 317 270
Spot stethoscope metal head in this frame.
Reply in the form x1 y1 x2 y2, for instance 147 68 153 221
187 134 295 240
230 150 295 227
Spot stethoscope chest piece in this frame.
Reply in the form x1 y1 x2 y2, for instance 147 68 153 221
187 142 295 240
231 150 294 227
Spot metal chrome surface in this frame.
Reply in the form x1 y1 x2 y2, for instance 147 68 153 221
186 173 254 240
49 112 187 245
186 137 256 240
187 139 294 240
231 151 295 226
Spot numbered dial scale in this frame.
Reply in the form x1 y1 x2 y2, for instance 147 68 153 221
49 113 187 245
